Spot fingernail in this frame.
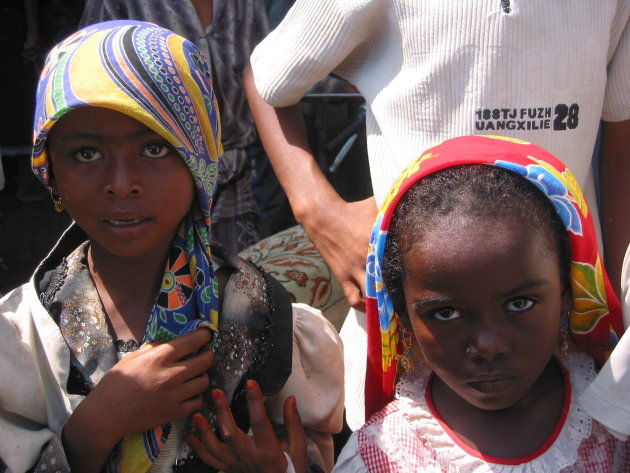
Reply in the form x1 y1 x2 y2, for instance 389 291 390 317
192 413 203 426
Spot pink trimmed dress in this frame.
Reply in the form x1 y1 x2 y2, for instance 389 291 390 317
334 351 630 472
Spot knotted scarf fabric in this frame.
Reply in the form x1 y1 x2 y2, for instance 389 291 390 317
31 20 222 472
365 135 624 419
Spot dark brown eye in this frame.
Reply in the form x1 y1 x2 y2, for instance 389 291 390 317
430 307 461 322
507 297 535 312
143 142 170 158
73 147 103 162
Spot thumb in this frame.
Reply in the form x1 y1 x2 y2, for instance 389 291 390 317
122 341 156 359
138 340 161 352
283 396 307 473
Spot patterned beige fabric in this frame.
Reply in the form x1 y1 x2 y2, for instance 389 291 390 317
240 225 348 331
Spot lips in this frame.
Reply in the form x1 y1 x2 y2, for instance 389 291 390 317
467 374 518 394
105 218 148 226
101 212 152 232
102 211 150 225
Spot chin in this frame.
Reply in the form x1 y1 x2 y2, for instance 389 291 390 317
465 389 526 412
469 398 516 411
93 241 159 260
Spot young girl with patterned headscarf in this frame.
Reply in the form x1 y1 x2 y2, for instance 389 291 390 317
334 135 629 472
0 20 343 473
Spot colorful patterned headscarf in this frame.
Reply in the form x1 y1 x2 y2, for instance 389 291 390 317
364 135 625 419
32 20 222 472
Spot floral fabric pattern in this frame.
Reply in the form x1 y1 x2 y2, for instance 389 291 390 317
240 225 345 314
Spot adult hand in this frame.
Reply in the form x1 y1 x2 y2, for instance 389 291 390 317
63 328 214 471
300 196 377 312
186 380 308 473
243 65 377 312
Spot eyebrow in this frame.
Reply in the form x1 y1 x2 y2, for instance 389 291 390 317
496 279 550 298
411 294 454 310
410 278 551 310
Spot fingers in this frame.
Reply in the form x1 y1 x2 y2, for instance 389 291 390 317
341 280 366 312
121 340 157 361
145 341 213 388
211 385 277 455
245 380 276 446
283 396 308 473
180 372 211 401
178 347 214 378
169 351 213 407
159 328 213 361
186 413 231 471
179 395 205 416
187 386 293 473
188 389 248 470
132 331 214 378
212 389 242 443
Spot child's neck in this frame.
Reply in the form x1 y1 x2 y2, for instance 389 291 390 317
87 243 166 342
431 359 566 459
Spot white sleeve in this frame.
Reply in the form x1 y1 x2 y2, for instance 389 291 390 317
578 244 630 440
250 0 383 107
0 286 74 473
265 303 344 433
602 4 630 122
332 431 368 473
623 243 630 329
264 303 345 472
579 329 630 440
284 452 297 473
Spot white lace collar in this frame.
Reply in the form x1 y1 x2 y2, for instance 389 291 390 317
392 350 596 473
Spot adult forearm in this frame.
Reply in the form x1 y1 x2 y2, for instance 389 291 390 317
243 64 341 221
598 119 630 297
244 64 377 308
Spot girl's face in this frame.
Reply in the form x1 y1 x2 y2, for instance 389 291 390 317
402 214 569 411
48 107 195 261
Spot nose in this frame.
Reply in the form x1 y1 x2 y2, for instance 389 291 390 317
466 321 510 362
103 157 144 197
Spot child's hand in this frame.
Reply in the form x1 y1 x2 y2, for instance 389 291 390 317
64 328 215 467
97 328 214 436
186 380 308 473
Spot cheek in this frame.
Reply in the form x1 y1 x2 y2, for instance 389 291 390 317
410 318 459 366
48 153 85 199
536 316 562 355
156 161 194 191
179 173 195 206
162 168 195 213
47 154 65 194
52 172 88 204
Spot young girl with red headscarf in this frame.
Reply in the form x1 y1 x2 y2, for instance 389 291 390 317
334 135 628 472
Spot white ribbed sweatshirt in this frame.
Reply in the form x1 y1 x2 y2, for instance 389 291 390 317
251 0 630 213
